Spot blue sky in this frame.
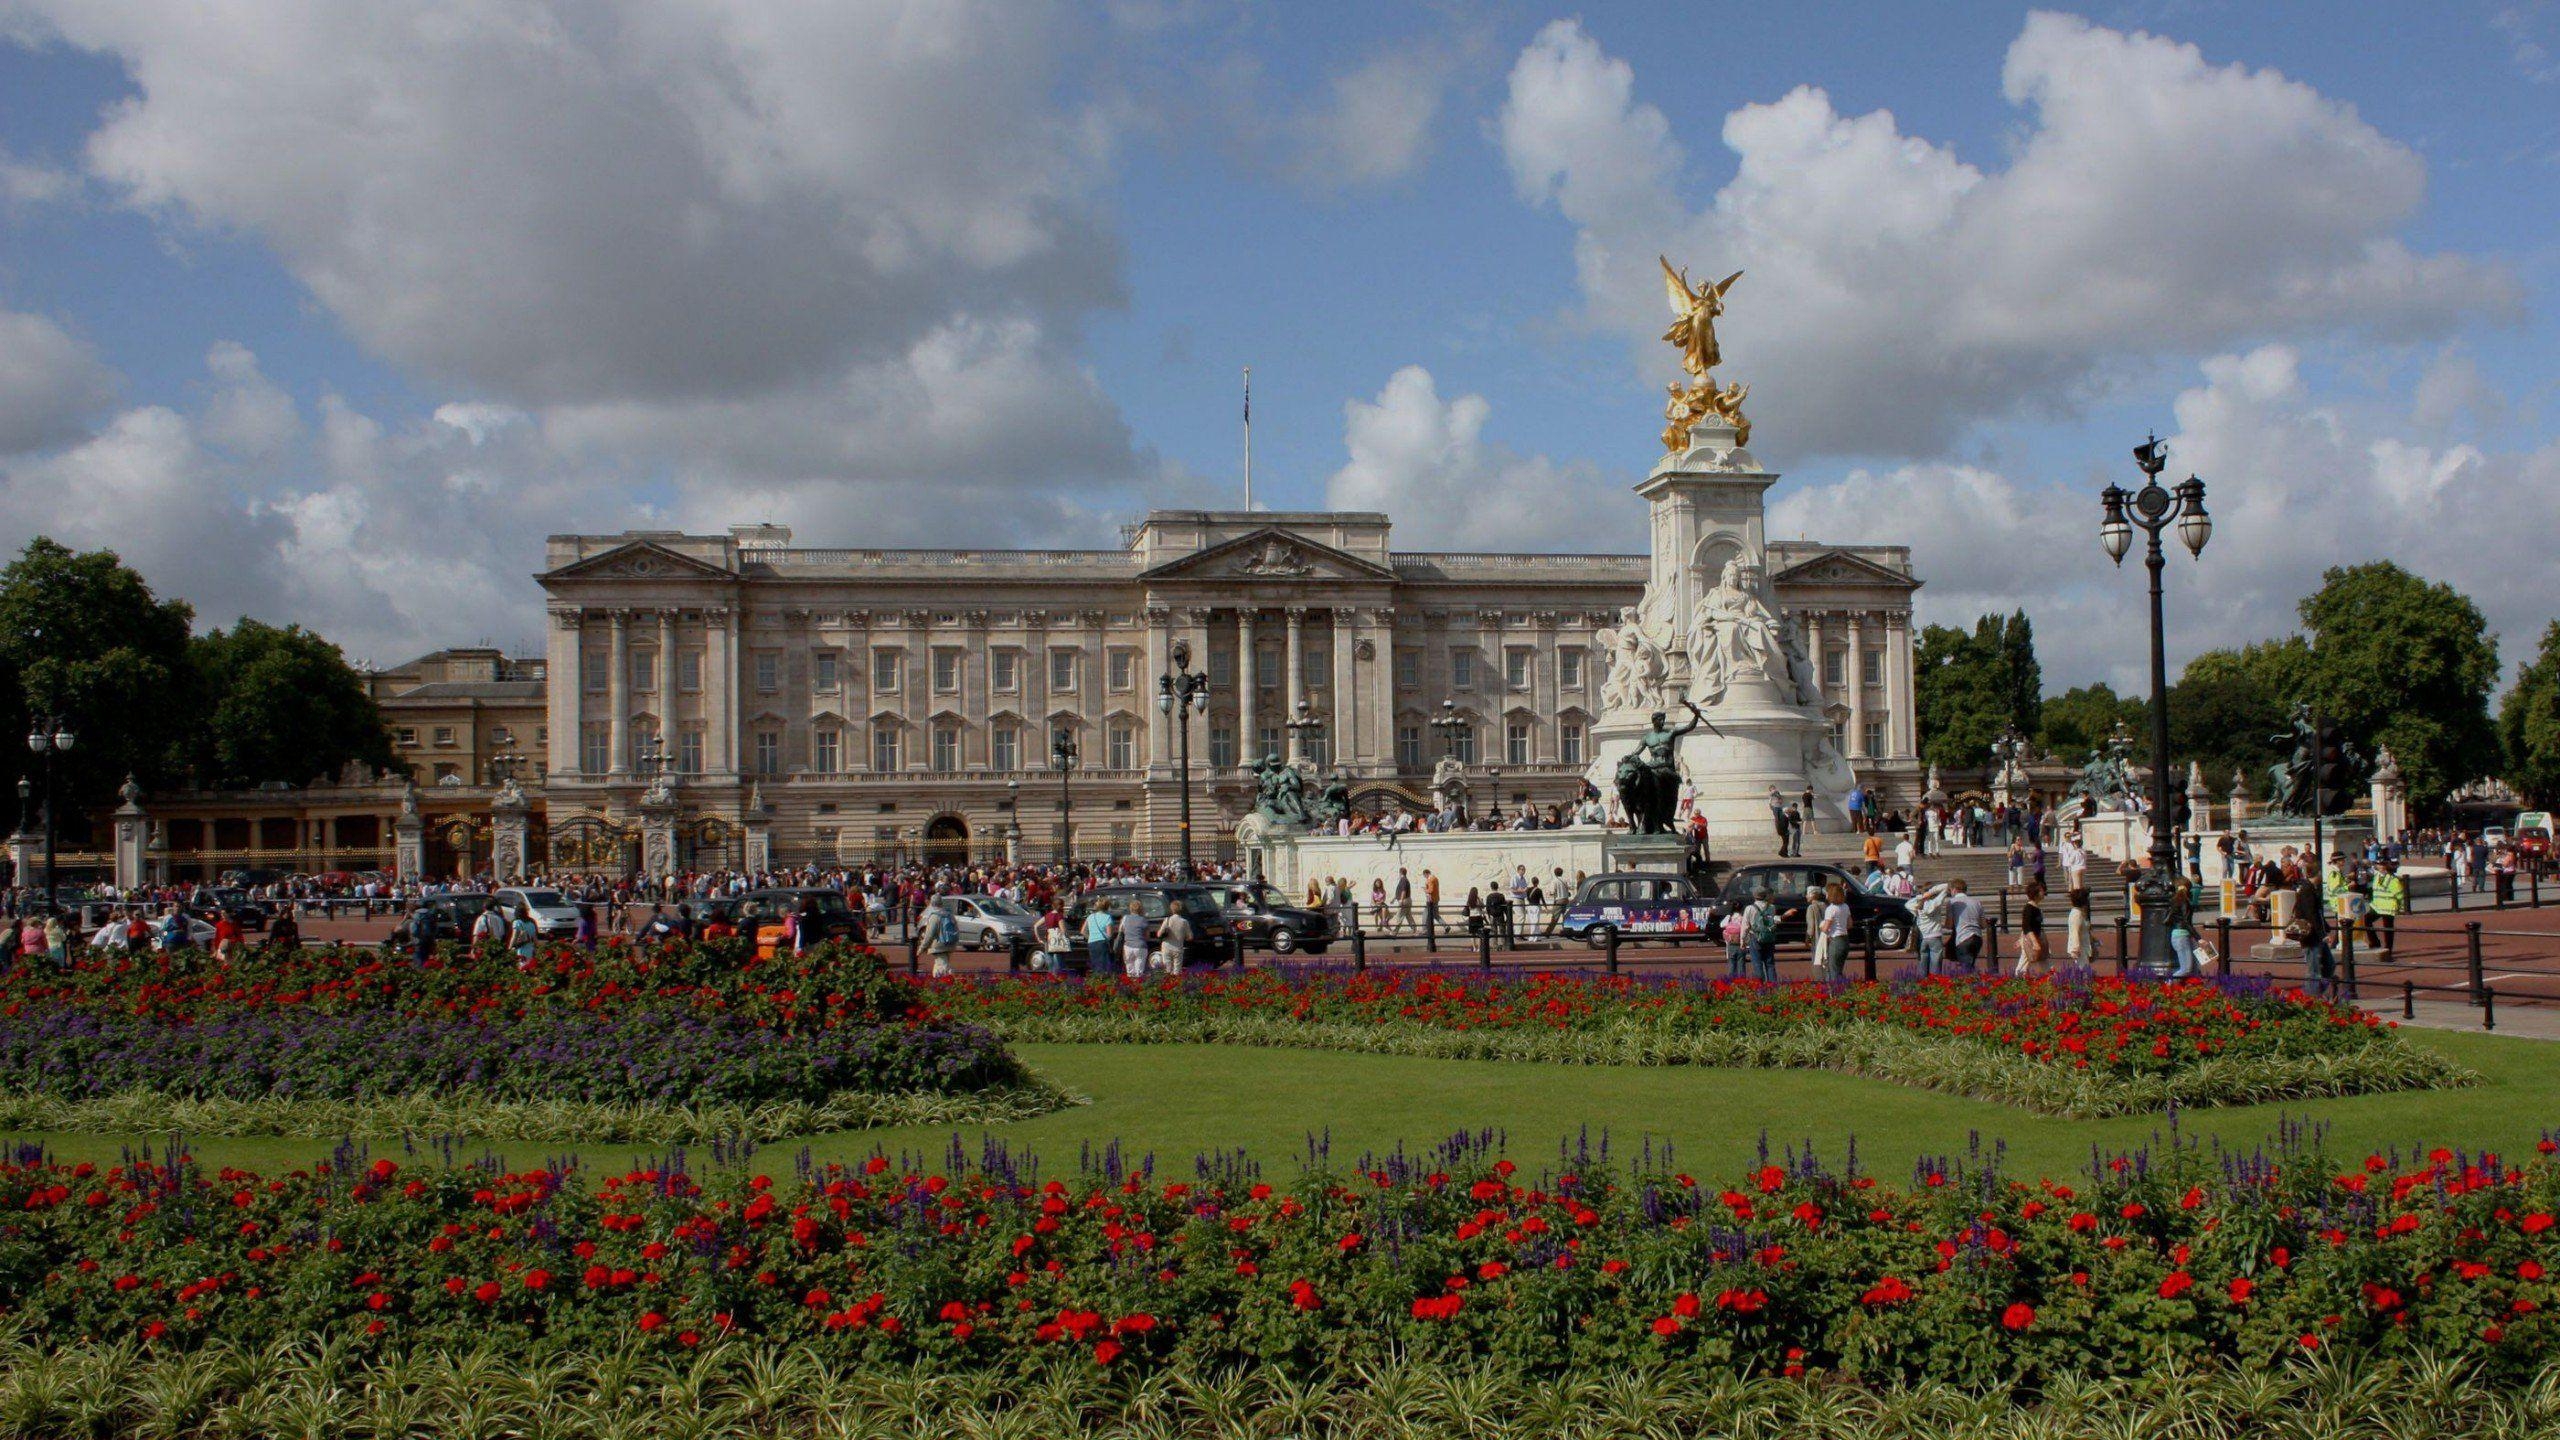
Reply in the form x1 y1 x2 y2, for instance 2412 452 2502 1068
0 1 2552 685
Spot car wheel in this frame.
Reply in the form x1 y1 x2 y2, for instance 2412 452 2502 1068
1586 925 1616 952
1875 920 1910 951
1270 928 1298 954
976 929 1002 952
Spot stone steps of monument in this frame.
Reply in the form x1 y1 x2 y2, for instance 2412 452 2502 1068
1722 835 2134 920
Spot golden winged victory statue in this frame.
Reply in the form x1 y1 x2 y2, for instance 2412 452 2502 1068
1659 257 1750 451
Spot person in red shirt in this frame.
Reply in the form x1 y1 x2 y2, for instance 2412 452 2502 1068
212 912 241 963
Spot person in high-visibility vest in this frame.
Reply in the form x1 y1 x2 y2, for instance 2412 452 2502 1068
2367 858 2406 957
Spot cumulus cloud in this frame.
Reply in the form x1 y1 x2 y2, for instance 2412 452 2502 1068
1282 48 1454 191
1498 12 2519 459
0 310 118 455
1770 344 2560 687
1325 365 1620 550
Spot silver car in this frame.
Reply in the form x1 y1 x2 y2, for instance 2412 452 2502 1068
947 894 1040 951
491 887 583 937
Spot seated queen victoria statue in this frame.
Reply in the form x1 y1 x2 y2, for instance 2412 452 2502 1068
1686 558 1790 707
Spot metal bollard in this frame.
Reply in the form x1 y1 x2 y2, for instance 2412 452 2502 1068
2467 921 2485 1006
2449 878 2462 913
2214 917 2232 976
2483 984 2497 1032
2403 980 2415 1021
1424 912 1438 955
1351 930 1367 973
2535 868 2543 908
2337 927 2357 1002
1477 928 1493 970
1007 935 1027 975
1605 927 1621 976
1503 910 1518 952
1861 925 1877 982
2113 916 2129 976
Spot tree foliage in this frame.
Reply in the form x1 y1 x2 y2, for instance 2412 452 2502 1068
0 538 198 813
2298 562 2498 817
2167 638 2311 795
187 619 396 788
2038 682 2144 764
2500 621 2560 808
1916 611 2041 773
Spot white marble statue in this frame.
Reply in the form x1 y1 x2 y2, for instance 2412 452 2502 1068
1597 605 1671 714
1687 558 1788 706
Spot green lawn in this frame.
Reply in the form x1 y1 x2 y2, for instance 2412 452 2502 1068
13 1028 2560 1181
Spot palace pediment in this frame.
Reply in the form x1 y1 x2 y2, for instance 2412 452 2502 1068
1767 549 1913 589
542 539 735 584
1137 527 1398 584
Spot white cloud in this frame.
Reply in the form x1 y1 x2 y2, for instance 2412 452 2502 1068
1325 365 1617 550
0 145 73 205
197 340 300 456
1498 12 2518 459
1284 48 1452 191
1769 344 2560 688
0 310 118 455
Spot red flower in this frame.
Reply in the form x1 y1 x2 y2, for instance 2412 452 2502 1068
474 1281 503 1304
1288 1280 1322 1311
2001 1303 2035 1331
1092 1339 1124 1364
2228 1276 2256 1304
1651 1315 1682 1336
1861 1276 1915 1307
2158 1273 2193 1300
638 1311 666 1332
523 1268 551 1291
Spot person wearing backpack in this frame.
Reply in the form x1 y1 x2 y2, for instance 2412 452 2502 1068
1910 882 1951 977
1719 904 1749 978
924 898 960 978
1744 891 1780 982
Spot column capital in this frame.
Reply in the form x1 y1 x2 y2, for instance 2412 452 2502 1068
550 609 585 631
609 609 631 631
1284 606 1308 624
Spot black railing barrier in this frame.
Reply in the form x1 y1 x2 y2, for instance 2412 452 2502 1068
1604 927 1621 976
2468 921 2486 1006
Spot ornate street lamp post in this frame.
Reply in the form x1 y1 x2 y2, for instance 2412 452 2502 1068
1989 726 2027 799
1005 778 1022 865
2099 435 2211 973
1156 640 1210 876
1284 698 1325 766
25 710 74 914
1429 699 1468 760
1050 727 1079 867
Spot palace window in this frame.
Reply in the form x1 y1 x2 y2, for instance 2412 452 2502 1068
582 648 608 692
1305 732 1330 769
1208 647 1232 686
1505 649 1532 691
992 649 1018 692
432 726 455 747
1255 645 1280 690
1396 724 1422 772
1450 649 1476 690
1108 649 1136 691
579 724 608 774
1823 647 1845 688
396 727 418 748
931 723 960 773
1050 649 1079 691
1507 721 1532 766
1256 725 1280 763
1448 724 1478 765
871 726 902 772
1395 649 1419 689
677 726 704 774
1208 724 1236 769
813 650 840 694
1863 716 1887 758
752 731 781 776
814 728 841 773
932 649 961 693
632 649 657 692
1863 645 1887 687
1107 721 1135 771
992 724 1019 773
1561 722 1585 766
873 649 902 693
1559 650 1583 690
1303 646 1328 688
678 649 702 692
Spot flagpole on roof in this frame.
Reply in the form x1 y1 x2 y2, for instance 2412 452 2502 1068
1242 365 1253 512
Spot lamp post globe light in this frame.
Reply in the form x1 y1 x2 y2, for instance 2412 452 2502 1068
1050 727 1079 867
1156 640 1210 877
25 711 74 914
1429 699 1468 759
1284 697 1324 763
2100 435 2211 974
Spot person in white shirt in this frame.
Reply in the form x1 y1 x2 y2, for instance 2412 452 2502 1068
1911 882 1951 976
1153 907 1192 976
1893 836 1915 871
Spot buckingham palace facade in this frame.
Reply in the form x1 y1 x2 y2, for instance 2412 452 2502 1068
533 510 1920 867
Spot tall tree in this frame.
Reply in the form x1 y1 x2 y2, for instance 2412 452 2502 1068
1916 613 2042 775
2298 562 2498 817
2039 682 2144 761
0 539 198 814
188 619 396 788
2500 622 2560 808
2167 639 2311 795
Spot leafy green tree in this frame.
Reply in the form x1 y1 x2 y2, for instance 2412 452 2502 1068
1916 612 2041 773
188 619 396 788
2167 638 2310 793
2039 682 2143 761
2298 562 2498 817
0 538 198 813
2499 622 2560 807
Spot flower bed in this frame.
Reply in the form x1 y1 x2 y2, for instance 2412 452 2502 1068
924 968 2469 1116
0 942 1061 1140
7 1127 2559 1391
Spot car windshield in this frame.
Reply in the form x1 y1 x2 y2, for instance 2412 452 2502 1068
778 892 852 917
973 897 1035 917
517 890 568 907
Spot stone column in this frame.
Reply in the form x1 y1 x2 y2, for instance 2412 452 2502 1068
1885 613 1914 758
1802 612 1825 701
394 811 426 881
1366 608 1397 776
1145 607 1172 768
1848 613 1870 759
552 610 584 776
656 610 675 709
490 792 529 884
743 784 773 872
1284 608 1307 763
715 607 741 776
608 610 632 773
639 787 680 881
1330 608 1355 771
113 777 148 892
1236 610 1260 768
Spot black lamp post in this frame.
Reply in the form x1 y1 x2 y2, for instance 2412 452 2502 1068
25 711 74 914
1157 640 1210 876
1050 727 1079 867
2100 435 2212 973
488 747 523 788
1429 699 1468 760
1284 697 1324 767
1990 726 2028 798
